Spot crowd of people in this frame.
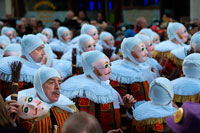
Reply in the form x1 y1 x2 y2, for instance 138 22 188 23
0 10 200 133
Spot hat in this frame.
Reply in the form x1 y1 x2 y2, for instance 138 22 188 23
57 26 69 42
4 43 22 56
99 31 113 41
167 22 185 44
34 66 61 103
81 50 106 82
0 35 10 49
166 101 200 133
78 34 94 52
124 29 136 38
135 34 151 44
42 28 53 40
182 53 200 79
36 33 48 43
190 31 200 47
1 26 13 35
139 28 154 41
99 31 114 49
81 23 96 34
121 36 143 64
149 77 174 105
21 34 44 65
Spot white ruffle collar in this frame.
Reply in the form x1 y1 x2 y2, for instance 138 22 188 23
61 48 82 67
133 101 177 121
110 59 146 84
52 59 72 79
171 77 200 95
0 56 39 83
61 74 116 104
6 88 75 112
155 40 186 52
170 46 188 60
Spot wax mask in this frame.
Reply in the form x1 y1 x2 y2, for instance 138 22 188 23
3 51 20 57
42 31 51 41
191 44 200 53
62 31 72 42
5 31 13 40
104 36 114 48
153 35 160 44
145 40 154 57
176 26 188 43
18 96 50 119
82 40 96 52
92 56 111 81
131 43 147 63
86 29 99 43
29 44 45 63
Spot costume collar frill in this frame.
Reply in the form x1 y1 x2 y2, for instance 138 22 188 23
49 40 72 53
61 74 123 108
0 56 39 83
142 57 162 77
132 101 177 125
61 48 83 67
6 88 75 113
70 35 80 45
168 46 189 66
0 49 3 58
171 77 200 103
110 59 148 84
95 41 103 51
52 59 72 79
153 40 187 59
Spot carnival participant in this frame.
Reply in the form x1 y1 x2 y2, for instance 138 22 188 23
61 51 136 132
152 22 188 78
0 35 11 58
49 26 72 58
42 28 56 43
152 31 160 44
0 34 45 99
136 34 162 77
3 43 22 57
166 31 200 79
171 53 200 107
109 36 152 131
1 26 13 41
61 34 96 76
6 66 78 133
99 31 120 61
81 23 102 51
110 36 151 102
133 77 177 132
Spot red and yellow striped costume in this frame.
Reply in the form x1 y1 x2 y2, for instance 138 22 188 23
18 106 77 133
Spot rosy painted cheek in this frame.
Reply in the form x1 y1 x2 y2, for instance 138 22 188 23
27 109 36 116
87 48 92 51
148 46 154 52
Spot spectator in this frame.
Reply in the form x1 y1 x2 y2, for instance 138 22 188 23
133 16 147 33
62 112 102 133
166 101 200 133
52 19 61 38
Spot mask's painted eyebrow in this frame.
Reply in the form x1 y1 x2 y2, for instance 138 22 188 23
25 97 28 101
21 105 24 111
104 61 109 64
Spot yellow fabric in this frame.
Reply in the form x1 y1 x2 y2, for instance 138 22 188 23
168 53 183 67
152 51 170 62
67 104 79 112
132 116 168 126
173 93 200 103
